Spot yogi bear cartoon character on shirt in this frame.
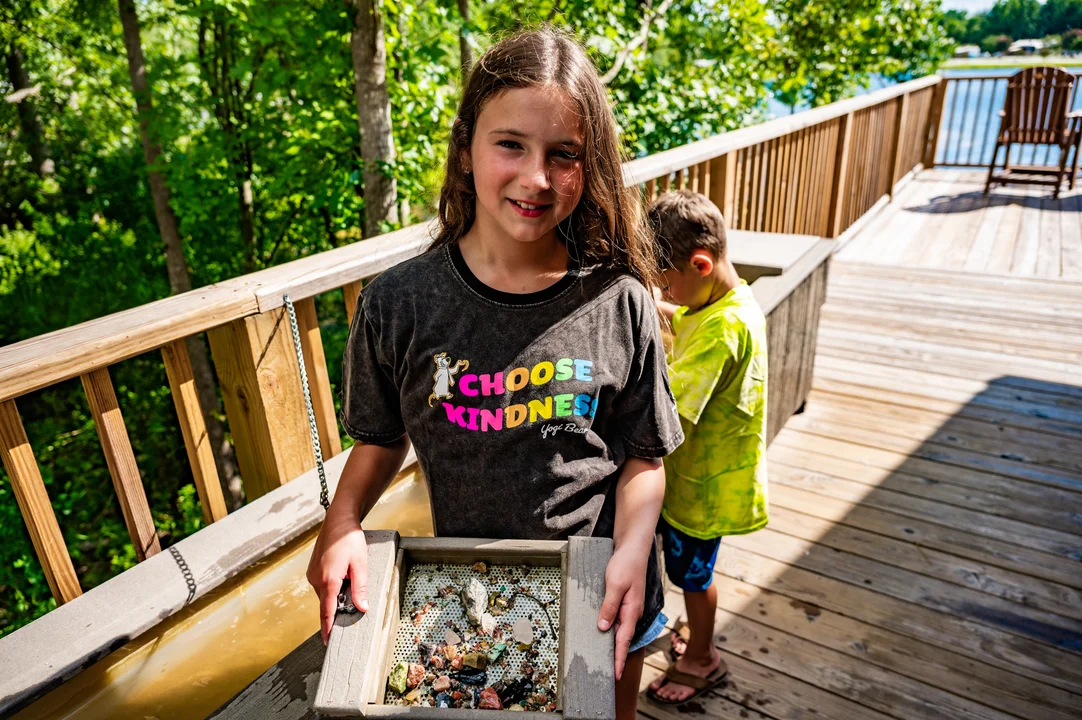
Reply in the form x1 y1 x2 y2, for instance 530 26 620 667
428 352 470 406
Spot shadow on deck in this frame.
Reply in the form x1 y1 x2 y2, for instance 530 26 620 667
905 190 1080 214
636 262 1082 720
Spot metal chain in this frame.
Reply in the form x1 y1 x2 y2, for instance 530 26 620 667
283 295 329 511
284 295 357 615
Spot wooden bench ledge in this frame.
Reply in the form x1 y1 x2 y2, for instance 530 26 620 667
0 446 417 717
728 230 824 282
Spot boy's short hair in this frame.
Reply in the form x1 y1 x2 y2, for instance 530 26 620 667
647 190 727 269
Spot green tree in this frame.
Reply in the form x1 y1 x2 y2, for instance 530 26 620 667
941 9 988 45
1064 28 1082 51
984 0 1041 39
1 0 212 636
942 9 969 42
772 0 951 109
1039 0 1082 36
981 33 1013 53
116 0 242 509
475 0 776 153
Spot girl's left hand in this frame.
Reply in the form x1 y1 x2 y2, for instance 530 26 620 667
597 545 648 680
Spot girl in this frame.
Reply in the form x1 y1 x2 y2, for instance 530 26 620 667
307 28 683 718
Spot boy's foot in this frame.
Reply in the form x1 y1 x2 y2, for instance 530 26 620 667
647 647 726 704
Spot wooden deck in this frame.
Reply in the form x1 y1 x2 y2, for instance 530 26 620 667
838 168 1082 280
205 169 1082 719
209 256 1082 720
638 257 1082 718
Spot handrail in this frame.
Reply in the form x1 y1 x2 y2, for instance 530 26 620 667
0 222 433 403
944 69 1082 80
623 75 940 185
931 70 1082 168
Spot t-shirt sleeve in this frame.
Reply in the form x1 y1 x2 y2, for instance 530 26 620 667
340 297 407 445
610 296 685 459
668 322 740 426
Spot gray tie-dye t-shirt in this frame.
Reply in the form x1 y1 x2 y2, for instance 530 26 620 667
341 243 683 634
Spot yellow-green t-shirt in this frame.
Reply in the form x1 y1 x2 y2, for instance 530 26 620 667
662 280 768 539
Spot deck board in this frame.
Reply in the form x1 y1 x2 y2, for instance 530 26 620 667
839 169 1082 280
641 253 1082 719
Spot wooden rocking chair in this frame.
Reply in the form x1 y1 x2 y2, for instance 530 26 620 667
984 67 1082 199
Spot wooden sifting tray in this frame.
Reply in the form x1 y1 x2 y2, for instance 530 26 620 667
314 532 614 719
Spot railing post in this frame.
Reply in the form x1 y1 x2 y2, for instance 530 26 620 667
343 279 365 326
295 297 342 459
709 152 737 226
161 340 228 524
81 367 161 560
923 77 948 169
0 399 83 604
207 309 316 500
827 112 854 238
888 92 910 196
696 161 710 198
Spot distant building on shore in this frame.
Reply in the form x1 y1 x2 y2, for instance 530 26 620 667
1008 39 1043 55
953 44 981 58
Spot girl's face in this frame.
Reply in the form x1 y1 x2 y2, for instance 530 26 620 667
467 86 585 249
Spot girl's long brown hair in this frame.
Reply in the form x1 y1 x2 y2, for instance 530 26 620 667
431 28 659 288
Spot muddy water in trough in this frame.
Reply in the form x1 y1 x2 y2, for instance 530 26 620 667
16 468 435 720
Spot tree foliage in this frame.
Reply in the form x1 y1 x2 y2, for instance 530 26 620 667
944 0 1082 46
0 0 949 637
771 0 951 110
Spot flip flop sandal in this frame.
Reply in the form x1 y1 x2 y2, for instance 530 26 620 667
646 661 729 706
668 619 691 662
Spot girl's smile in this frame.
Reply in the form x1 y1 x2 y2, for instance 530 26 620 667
507 198 551 217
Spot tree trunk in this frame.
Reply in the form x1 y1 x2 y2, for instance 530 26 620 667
116 0 244 510
351 0 398 238
392 10 410 224
456 0 473 83
5 46 53 177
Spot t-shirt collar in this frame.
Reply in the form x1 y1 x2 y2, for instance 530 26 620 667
448 242 582 306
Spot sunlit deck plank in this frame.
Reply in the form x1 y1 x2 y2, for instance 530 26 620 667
839 168 1082 280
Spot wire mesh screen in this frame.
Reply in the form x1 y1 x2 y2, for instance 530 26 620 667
383 562 562 710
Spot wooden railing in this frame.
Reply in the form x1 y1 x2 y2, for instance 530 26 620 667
0 225 431 607
0 74 940 612
625 74 940 237
931 71 1082 168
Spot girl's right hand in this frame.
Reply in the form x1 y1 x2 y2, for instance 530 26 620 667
307 507 370 644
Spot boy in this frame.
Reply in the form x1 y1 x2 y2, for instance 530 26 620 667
645 190 768 705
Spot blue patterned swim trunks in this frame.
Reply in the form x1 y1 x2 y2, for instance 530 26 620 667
658 517 722 592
